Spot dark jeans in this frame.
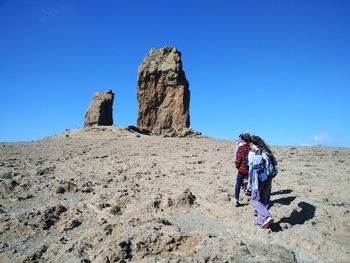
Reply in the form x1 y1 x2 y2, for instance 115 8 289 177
234 171 248 200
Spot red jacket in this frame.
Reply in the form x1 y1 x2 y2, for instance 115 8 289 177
235 144 251 174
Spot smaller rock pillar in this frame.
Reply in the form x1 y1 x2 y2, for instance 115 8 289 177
84 90 114 127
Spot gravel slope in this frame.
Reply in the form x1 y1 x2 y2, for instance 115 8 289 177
0 126 349 262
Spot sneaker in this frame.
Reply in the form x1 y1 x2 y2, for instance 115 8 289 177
230 197 239 207
261 217 274 229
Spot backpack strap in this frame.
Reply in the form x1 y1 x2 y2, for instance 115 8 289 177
256 149 262 156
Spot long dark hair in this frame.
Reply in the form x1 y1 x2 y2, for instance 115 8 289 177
250 135 272 154
241 133 251 144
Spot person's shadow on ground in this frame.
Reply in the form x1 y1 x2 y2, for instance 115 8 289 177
270 196 296 207
270 201 316 232
269 189 295 208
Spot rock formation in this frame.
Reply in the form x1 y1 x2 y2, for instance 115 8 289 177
84 90 114 127
137 46 190 135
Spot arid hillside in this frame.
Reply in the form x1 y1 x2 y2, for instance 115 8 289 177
1 126 349 262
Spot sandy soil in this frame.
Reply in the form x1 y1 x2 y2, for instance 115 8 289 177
0 126 349 262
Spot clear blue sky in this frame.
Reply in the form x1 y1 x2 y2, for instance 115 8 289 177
0 0 349 147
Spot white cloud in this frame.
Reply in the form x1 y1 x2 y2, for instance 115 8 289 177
313 132 327 144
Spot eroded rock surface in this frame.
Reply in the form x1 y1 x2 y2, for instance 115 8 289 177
137 46 190 135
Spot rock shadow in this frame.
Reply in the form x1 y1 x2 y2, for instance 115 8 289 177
271 189 293 196
271 201 316 232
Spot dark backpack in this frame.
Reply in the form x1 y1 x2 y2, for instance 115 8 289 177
268 153 278 178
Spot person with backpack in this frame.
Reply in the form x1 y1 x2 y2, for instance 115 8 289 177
247 135 278 229
231 133 251 207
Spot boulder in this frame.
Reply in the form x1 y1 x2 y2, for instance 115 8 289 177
84 90 114 127
137 46 190 134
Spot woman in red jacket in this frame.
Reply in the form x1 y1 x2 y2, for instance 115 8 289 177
231 133 251 207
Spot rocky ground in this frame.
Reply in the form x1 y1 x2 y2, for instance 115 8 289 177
0 126 349 263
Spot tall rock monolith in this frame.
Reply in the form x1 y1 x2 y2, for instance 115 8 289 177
137 46 190 135
84 90 114 127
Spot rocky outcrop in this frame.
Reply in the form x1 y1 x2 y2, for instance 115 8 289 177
84 90 114 127
17 205 67 230
146 189 196 213
97 217 187 262
137 46 190 135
